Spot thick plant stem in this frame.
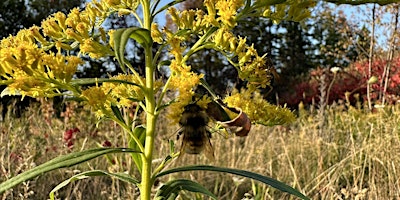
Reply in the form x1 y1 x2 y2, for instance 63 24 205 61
140 1 155 199
140 50 156 199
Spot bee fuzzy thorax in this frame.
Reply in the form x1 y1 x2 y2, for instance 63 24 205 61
179 104 209 127
178 103 215 160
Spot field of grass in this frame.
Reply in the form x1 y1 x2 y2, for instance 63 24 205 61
1 100 400 199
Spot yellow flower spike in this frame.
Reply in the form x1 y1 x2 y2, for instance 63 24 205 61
224 89 295 126
54 12 67 30
193 10 205 32
167 67 206 124
55 41 72 51
222 31 234 47
65 56 82 75
204 0 216 19
196 95 212 110
76 22 90 38
42 17 64 39
238 45 257 64
81 86 108 108
80 38 112 58
217 0 244 27
0 50 18 75
65 8 86 30
228 37 237 52
238 51 252 65
108 29 115 48
9 76 48 97
29 26 47 44
184 10 196 29
65 29 84 43
102 74 146 106
14 29 36 44
99 27 107 43
168 37 185 62
213 28 225 47
105 0 121 7
235 36 247 55
93 1 106 13
42 52 82 82
168 7 181 27
86 4 101 21
151 23 163 44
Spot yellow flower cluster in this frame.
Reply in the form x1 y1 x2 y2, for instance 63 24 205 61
80 74 164 118
162 0 284 120
81 86 108 108
209 0 244 28
0 29 83 97
259 0 317 24
37 0 139 58
224 88 296 126
167 60 205 123
166 0 244 33
0 0 141 99
212 28 273 90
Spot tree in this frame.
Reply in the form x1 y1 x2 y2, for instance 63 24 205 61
0 0 83 38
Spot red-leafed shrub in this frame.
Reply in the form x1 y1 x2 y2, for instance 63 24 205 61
280 55 400 107
354 56 400 102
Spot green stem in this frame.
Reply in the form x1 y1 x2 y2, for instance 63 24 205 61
140 1 156 199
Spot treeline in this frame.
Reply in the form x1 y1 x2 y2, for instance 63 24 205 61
1 0 399 117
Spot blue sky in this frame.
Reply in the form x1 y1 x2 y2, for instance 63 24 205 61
152 0 395 48
333 3 396 48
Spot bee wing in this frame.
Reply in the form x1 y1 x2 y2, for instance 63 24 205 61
203 131 215 161
178 133 188 158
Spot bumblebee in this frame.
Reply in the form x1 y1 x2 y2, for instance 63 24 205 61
178 103 215 160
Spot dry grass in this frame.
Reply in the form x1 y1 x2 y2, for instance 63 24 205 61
1 101 400 199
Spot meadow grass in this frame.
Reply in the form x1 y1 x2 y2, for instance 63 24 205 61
1 100 399 199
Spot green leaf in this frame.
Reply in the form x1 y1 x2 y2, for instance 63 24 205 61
155 165 309 200
0 148 139 194
111 104 125 124
113 27 152 72
49 170 139 200
129 126 146 173
155 179 217 200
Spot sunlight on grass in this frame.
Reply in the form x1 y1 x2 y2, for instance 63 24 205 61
1 100 399 199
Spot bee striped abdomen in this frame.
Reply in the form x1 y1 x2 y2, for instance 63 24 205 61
178 103 215 160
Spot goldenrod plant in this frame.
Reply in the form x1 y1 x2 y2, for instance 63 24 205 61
0 0 393 199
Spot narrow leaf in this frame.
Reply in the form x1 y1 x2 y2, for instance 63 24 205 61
129 126 146 173
0 148 139 194
113 27 151 72
155 165 309 200
155 179 217 200
111 104 125 124
49 170 139 200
